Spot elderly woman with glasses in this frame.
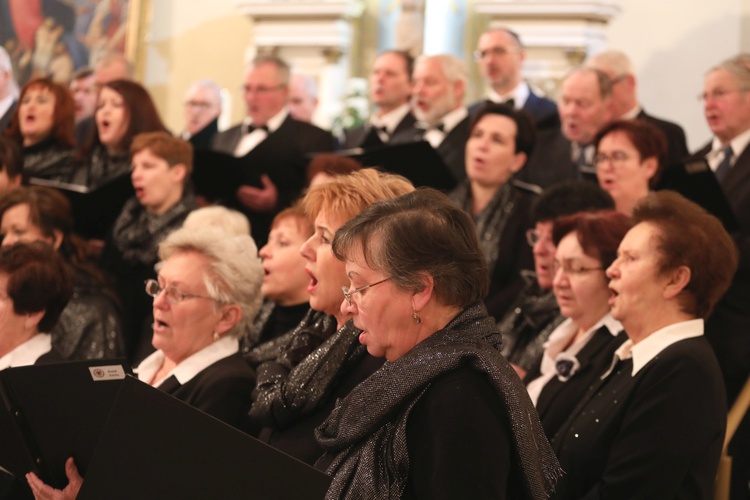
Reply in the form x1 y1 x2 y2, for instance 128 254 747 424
550 191 737 499
315 188 561 499
249 169 413 466
498 181 614 379
594 119 667 216
524 210 631 440
26 225 264 499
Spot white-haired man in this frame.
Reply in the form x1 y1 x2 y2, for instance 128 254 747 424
182 79 222 149
410 54 471 182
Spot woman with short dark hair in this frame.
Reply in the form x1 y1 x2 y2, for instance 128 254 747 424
316 188 561 499
0 242 72 368
594 119 668 216
0 186 125 360
551 191 737 499
449 102 539 320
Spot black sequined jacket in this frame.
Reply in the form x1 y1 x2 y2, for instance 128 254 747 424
51 270 125 361
22 137 78 182
315 302 561 500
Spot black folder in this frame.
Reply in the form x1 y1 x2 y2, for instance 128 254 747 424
656 159 740 233
339 141 458 191
78 376 331 500
27 175 134 240
192 149 263 203
0 359 132 489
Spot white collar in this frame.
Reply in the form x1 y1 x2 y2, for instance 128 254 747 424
0 333 52 370
621 104 642 120
605 318 703 377
242 107 289 134
543 313 623 361
370 102 411 134
486 81 530 109
440 106 468 134
709 127 750 162
135 335 239 386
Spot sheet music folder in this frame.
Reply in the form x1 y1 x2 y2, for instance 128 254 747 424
192 149 263 203
338 141 458 192
78 376 331 500
0 359 132 489
27 175 134 240
656 159 740 233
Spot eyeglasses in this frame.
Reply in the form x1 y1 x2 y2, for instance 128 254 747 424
525 229 554 248
551 260 604 276
697 88 748 102
241 84 284 95
184 100 214 110
341 278 389 306
473 46 518 61
595 151 630 168
144 279 215 304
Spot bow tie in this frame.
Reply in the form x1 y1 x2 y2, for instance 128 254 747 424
486 98 515 109
243 123 269 135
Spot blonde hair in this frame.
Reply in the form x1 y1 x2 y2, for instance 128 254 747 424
302 168 414 221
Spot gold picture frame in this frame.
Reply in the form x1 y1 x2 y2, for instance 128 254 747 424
0 0 149 85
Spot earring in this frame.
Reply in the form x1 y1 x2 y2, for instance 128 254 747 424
412 311 422 324
213 331 220 341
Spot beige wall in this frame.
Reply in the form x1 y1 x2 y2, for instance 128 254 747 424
142 0 255 135
141 0 748 149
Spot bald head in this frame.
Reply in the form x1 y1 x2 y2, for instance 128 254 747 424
586 50 638 118
93 53 133 86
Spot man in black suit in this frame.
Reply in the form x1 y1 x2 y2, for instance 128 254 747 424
411 54 471 183
0 47 18 134
559 67 616 183
692 54 750 499
341 50 416 149
471 28 559 129
211 55 335 246
586 50 689 168
470 28 575 188
181 79 222 150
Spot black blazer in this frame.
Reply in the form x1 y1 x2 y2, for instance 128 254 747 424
211 115 335 246
532 328 627 439
434 115 470 183
691 141 750 461
341 111 417 150
637 109 689 169
157 352 257 435
468 88 560 130
187 118 219 151
551 336 726 500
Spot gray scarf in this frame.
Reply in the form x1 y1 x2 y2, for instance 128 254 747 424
316 302 561 499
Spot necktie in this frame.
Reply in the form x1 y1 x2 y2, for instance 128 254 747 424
715 145 733 182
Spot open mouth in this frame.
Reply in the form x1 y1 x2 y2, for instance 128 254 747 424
305 268 318 293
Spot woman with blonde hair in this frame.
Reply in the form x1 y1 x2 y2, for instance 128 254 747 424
249 168 413 464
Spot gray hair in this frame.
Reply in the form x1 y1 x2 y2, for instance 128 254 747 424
157 226 263 337
564 66 614 99
185 79 223 108
586 50 634 79
710 53 750 91
416 54 468 88
248 55 291 86
182 206 250 236
0 47 18 97
291 73 318 99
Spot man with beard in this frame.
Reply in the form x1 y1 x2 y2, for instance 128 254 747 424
410 54 470 182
